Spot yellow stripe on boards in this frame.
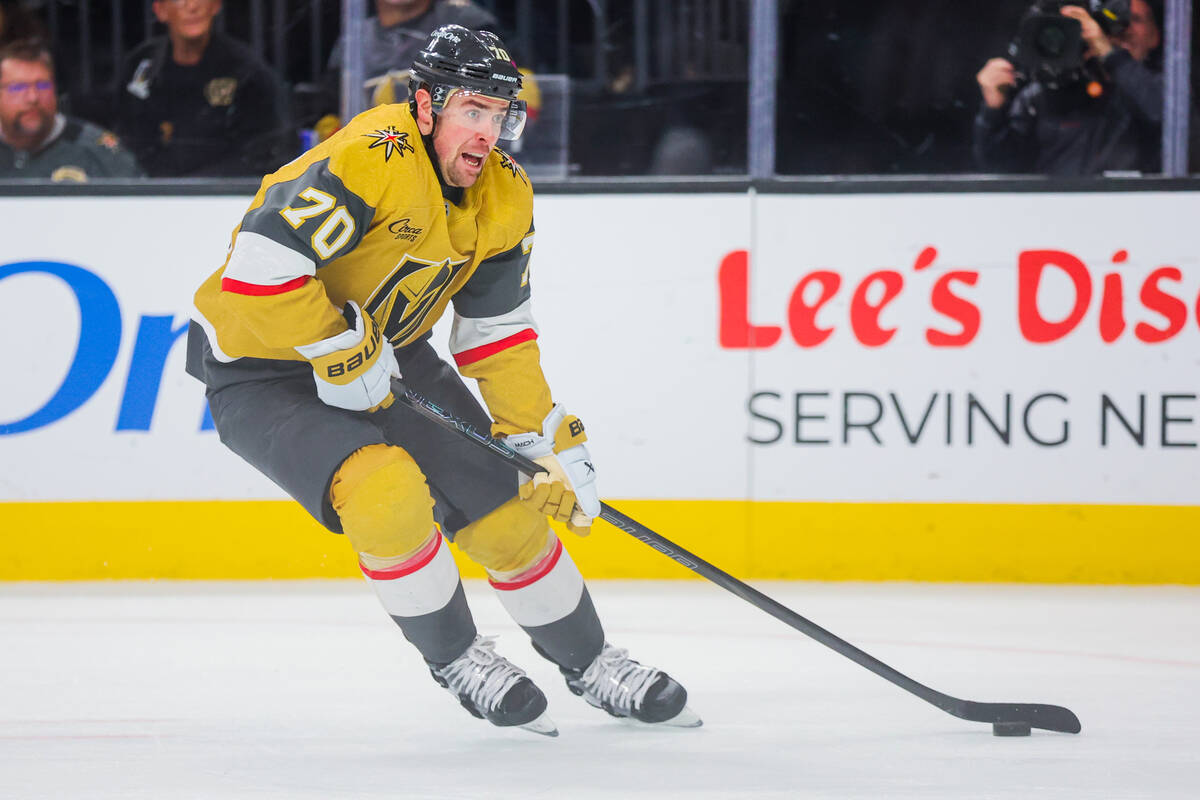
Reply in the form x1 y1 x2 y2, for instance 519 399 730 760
0 500 1197 583
1 501 356 580
740 501 1200 584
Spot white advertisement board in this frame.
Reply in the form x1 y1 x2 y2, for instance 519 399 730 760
1 192 1196 505
749 192 1199 505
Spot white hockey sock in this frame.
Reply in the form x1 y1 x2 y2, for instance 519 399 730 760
359 532 461 618
489 536 585 628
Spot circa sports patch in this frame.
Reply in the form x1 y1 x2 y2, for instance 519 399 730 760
363 126 415 162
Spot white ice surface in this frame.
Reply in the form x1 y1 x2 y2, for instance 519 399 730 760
0 580 1197 800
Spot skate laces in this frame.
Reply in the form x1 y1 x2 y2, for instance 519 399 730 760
577 644 660 715
434 636 526 714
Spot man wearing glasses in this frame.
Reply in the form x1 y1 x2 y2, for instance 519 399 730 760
0 40 141 181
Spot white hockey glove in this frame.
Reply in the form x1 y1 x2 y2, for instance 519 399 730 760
295 301 400 412
506 404 600 536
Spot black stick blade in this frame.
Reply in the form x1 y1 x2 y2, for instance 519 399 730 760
957 701 1082 734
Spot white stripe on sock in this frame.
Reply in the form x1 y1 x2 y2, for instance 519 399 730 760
490 538 585 627
362 534 461 618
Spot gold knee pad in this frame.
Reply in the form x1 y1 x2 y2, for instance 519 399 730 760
455 495 552 574
329 444 435 561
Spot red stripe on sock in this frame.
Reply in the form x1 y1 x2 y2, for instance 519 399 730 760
452 328 537 367
359 533 442 580
221 275 309 296
489 537 564 591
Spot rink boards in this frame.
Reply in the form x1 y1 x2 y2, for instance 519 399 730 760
1 191 1198 582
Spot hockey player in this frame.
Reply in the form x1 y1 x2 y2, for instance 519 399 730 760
184 24 700 736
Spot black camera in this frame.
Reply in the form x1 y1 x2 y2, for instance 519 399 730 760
1008 0 1131 89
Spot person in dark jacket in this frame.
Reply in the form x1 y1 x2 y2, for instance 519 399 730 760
0 39 142 180
308 0 513 143
326 0 502 104
114 0 287 177
973 0 1171 175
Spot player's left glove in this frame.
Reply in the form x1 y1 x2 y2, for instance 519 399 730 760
295 301 400 412
506 404 599 536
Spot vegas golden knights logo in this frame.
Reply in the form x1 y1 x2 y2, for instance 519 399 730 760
204 77 238 107
496 149 527 185
365 254 468 343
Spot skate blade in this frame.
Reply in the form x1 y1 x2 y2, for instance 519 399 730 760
659 705 703 728
618 704 704 728
519 711 559 737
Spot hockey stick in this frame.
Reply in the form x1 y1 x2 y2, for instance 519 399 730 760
393 384 1081 736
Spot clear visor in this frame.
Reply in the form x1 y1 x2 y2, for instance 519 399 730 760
435 89 527 140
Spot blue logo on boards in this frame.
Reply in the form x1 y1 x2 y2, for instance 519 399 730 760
0 261 211 435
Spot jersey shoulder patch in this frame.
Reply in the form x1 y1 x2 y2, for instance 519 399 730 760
328 104 426 207
493 148 529 186
96 130 122 152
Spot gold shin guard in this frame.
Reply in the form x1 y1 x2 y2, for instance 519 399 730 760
329 444 436 564
455 495 552 574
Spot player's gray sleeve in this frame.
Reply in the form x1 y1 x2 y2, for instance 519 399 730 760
451 229 534 319
449 225 537 360
239 158 375 268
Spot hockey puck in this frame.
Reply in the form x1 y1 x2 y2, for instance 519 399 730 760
993 721 1032 737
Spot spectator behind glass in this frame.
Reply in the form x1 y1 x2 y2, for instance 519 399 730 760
973 0 1173 175
0 40 142 181
312 0 515 142
114 0 287 177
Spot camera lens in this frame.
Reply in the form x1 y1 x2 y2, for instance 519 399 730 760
1036 24 1067 56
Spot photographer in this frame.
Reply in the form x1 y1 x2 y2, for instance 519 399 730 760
973 0 1170 175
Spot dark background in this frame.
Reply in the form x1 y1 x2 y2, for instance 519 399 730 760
9 0 1199 175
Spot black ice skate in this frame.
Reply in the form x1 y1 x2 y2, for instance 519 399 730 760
428 635 557 736
560 643 702 727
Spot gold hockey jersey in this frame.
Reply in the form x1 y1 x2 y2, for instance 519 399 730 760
192 103 550 435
